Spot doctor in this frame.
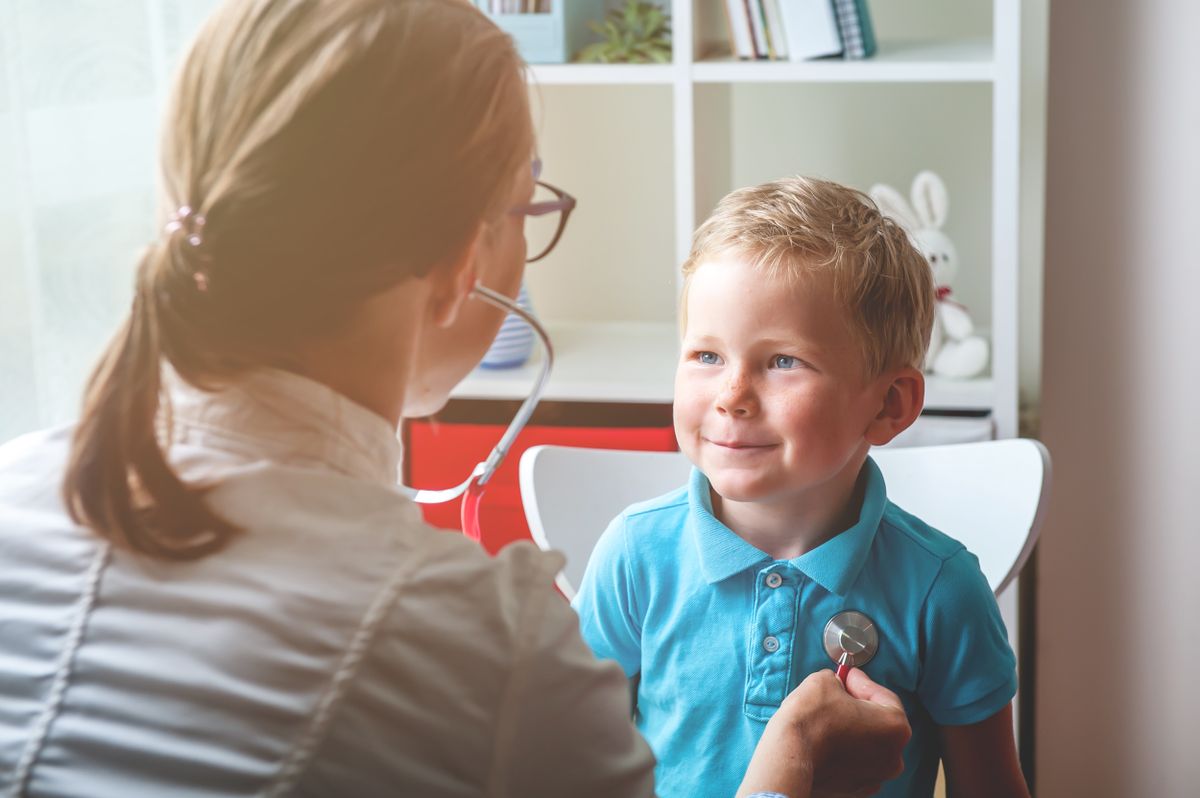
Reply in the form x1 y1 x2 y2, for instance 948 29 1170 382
0 0 909 795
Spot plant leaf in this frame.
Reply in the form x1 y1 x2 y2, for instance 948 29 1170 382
576 42 603 63
581 0 673 62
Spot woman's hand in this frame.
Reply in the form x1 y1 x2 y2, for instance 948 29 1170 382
737 668 911 798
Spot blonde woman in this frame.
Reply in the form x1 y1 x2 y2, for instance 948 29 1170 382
0 1 908 796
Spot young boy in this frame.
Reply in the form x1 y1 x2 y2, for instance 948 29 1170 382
572 177 1028 798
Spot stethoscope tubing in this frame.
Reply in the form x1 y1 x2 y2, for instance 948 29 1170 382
466 283 555 489
401 282 555 543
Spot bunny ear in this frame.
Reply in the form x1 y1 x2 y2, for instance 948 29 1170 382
869 183 920 231
911 170 949 229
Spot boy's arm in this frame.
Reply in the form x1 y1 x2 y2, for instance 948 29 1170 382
917 548 1026 793
939 703 1030 798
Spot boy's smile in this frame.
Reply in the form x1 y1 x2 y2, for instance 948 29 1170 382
674 255 901 553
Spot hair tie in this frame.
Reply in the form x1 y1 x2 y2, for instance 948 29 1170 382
162 205 211 292
163 205 206 248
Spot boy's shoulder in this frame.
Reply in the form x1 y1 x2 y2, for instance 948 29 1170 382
874 500 998 609
622 483 690 519
618 483 690 529
877 499 969 566
605 483 692 556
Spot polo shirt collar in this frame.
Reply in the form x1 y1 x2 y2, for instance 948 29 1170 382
688 457 887 595
792 457 887 596
689 467 772 584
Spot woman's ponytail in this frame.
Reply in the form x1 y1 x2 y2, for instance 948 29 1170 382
62 0 532 561
62 249 237 559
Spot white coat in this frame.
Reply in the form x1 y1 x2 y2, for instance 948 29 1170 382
0 369 654 797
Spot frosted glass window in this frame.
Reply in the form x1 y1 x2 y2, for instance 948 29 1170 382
0 1 218 444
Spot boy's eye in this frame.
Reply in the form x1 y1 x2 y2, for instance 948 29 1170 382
696 351 721 365
772 355 801 370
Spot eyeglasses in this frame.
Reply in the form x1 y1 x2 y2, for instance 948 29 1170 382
509 160 576 263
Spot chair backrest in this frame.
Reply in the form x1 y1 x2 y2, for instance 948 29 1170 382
519 439 1051 599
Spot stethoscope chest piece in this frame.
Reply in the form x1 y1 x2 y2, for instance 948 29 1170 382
823 610 879 668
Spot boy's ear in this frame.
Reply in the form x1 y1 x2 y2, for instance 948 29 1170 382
428 224 483 329
865 367 925 447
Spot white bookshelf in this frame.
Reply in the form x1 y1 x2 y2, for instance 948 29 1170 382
486 0 1026 439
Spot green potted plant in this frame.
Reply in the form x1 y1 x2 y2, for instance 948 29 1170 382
575 1 671 64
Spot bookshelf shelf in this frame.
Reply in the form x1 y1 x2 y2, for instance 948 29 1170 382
527 63 678 85
453 321 678 403
525 40 993 86
924 375 996 412
692 38 995 83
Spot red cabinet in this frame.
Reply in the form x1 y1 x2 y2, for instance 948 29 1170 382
408 412 676 554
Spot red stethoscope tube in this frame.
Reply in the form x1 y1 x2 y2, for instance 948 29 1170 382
460 480 486 543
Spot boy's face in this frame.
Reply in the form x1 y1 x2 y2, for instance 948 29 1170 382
674 256 887 505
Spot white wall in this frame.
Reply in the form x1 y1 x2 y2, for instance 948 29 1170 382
526 84 678 324
1037 0 1200 794
0 0 220 444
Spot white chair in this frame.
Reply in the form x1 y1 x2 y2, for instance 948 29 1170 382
519 440 1051 599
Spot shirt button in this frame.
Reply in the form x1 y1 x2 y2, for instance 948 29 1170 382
765 572 783 588
763 635 780 653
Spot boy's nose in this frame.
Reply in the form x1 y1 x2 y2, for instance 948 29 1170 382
715 376 757 417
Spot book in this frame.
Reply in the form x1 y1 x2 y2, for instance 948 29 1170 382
745 0 770 59
832 0 877 59
778 0 843 61
762 0 790 60
724 0 755 59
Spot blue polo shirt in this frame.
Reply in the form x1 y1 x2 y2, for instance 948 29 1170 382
572 457 1017 798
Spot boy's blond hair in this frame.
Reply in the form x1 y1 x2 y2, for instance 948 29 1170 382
681 176 935 378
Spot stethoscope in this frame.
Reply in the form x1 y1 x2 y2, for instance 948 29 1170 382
399 282 554 542
824 609 879 687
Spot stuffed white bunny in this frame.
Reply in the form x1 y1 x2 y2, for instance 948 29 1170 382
869 171 989 379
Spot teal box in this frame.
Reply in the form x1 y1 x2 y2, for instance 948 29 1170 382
475 1 606 64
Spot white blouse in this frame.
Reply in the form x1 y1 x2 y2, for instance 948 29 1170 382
0 369 655 797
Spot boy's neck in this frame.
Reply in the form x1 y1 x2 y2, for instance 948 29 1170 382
711 458 869 561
